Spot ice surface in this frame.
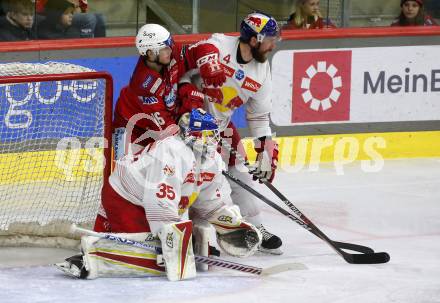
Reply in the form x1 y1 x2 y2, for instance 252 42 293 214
1 158 439 303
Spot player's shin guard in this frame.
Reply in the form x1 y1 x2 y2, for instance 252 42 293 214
157 220 196 281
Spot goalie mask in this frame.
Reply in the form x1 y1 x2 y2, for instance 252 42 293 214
136 23 174 56
179 108 220 156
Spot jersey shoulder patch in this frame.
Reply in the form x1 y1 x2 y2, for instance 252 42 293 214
132 60 164 96
140 96 159 105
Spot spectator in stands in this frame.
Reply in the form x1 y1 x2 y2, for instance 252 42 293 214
391 0 438 26
283 0 336 30
0 0 36 41
36 0 106 38
71 0 106 37
37 0 82 39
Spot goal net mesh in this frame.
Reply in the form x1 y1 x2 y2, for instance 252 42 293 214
0 62 112 248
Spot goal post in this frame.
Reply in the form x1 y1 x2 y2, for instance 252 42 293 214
0 62 113 248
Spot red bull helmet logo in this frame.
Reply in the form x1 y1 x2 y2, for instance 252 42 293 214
244 13 269 33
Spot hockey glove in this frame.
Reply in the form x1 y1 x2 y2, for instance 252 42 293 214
248 137 279 183
195 44 226 88
177 83 205 116
208 205 262 258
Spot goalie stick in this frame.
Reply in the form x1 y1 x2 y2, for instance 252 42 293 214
70 224 306 276
222 170 390 264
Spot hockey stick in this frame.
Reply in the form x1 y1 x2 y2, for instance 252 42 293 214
70 224 306 276
223 170 390 264
220 138 383 255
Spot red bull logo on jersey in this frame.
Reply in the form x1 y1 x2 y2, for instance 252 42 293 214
163 164 175 176
227 96 244 110
206 87 244 112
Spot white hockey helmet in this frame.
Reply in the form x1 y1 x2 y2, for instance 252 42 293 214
135 24 174 56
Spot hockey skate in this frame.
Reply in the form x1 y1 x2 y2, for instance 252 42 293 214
55 254 89 279
257 224 283 255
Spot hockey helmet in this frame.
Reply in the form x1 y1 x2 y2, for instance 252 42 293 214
136 24 174 56
179 108 220 154
240 12 280 43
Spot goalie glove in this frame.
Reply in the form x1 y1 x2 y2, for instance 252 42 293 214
208 205 262 258
195 43 226 88
248 136 279 183
177 83 205 117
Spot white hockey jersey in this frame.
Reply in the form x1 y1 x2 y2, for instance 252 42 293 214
181 33 273 139
109 135 226 234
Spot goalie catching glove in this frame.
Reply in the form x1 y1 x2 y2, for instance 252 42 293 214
208 205 262 258
249 137 279 183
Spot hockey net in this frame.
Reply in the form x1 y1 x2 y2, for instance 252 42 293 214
0 62 113 248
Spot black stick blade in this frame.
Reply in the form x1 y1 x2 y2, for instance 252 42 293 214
344 252 390 264
333 241 375 254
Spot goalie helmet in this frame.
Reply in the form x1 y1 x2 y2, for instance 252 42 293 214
240 12 280 43
136 24 174 56
179 108 219 155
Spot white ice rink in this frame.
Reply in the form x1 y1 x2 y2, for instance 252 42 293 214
1 158 440 303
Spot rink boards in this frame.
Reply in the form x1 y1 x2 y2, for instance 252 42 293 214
243 130 440 168
1 130 439 184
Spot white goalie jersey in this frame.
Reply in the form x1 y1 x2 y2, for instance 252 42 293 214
181 33 273 139
56 134 263 281
109 135 226 234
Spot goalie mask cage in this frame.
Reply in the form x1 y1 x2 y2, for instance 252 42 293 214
0 62 113 248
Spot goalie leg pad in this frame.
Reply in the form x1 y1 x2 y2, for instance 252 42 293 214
74 233 164 279
192 221 211 272
157 220 196 281
208 205 262 258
